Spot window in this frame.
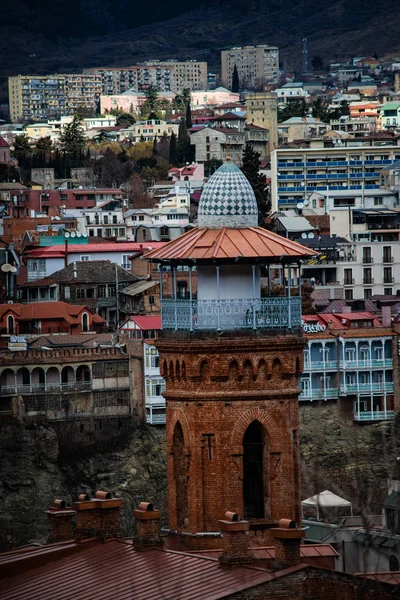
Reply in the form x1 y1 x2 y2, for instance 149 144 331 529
113 215 118 224
103 215 108 224
108 285 116 297
64 286 70 299
86 288 94 298
374 197 383 206
122 255 130 269
82 312 89 332
7 315 15 334
119 228 125 237
76 288 85 299
80 255 90 261
383 246 393 263
362 247 372 264
383 267 393 284
344 289 353 300
89 229 94 237
346 373 356 385
363 268 373 284
139 216 144 221
98 285 107 298
344 269 353 285
384 288 393 295
364 288 372 299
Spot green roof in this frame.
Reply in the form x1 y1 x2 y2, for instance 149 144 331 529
381 102 400 112
303 520 339 542
384 491 400 510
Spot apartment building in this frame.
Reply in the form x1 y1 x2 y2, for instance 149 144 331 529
118 118 179 143
300 312 399 423
85 60 207 95
8 74 102 123
380 102 400 130
221 45 279 90
301 228 400 300
271 143 400 211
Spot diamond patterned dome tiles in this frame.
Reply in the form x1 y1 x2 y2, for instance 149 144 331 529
198 162 258 229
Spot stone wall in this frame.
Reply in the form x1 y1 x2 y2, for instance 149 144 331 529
0 419 167 549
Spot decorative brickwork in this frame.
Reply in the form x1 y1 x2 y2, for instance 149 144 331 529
158 330 305 548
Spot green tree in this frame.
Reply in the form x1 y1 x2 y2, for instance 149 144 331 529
232 64 239 93
310 97 331 122
241 144 270 224
177 118 193 165
278 99 308 123
35 136 53 153
13 134 30 155
311 56 324 71
169 132 177 165
59 116 86 154
185 102 192 129
116 112 136 127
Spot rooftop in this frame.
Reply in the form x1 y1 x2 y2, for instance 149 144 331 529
21 260 137 287
145 226 317 263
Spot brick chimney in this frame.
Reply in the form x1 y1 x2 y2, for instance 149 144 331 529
271 519 305 568
72 490 122 538
46 499 76 542
218 512 253 567
133 502 163 549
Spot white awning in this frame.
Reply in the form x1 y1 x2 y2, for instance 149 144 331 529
302 490 353 518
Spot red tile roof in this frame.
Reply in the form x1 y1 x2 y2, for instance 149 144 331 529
26 242 166 258
128 315 162 330
358 571 400 585
145 227 317 262
0 302 104 324
214 112 246 121
0 538 308 600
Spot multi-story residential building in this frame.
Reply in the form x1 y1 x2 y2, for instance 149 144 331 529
99 91 175 115
8 74 102 123
118 118 179 143
221 45 279 89
24 242 165 282
299 311 399 423
330 116 377 136
119 315 164 425
278 117 330 144
190 123 269 165
271 143 400 211
380 102 400 130
86 60 207 95
301 224 400 299
274 86 309 105
0 334 134 424
18 261 137 326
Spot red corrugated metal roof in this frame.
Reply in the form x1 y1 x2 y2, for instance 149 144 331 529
129 315 162 330
27 242 166 258
191 544 339 560
0 302 104 324
0 539 308 600
358 571 400 584
145 227 317 262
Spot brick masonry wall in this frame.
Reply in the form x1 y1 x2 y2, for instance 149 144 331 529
157 331 305 544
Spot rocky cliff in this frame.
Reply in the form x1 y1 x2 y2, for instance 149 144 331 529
0 419 167 549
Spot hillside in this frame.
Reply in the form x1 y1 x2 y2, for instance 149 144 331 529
1 0 400 82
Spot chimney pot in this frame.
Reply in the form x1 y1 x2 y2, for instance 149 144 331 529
79 493 90 502
271 521 305 568
218 511 252 567
53 499 66 510
133 502 163 549
96 490 112 500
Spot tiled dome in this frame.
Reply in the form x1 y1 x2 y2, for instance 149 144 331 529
198 162 258 229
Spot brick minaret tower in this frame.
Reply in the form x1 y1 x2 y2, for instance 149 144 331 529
146 162 316 549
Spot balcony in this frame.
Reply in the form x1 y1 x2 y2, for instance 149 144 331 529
363 278 374 285
383 256 394 264
362 257 373 264
303 360 337 370
353 410 395 422
0 381 92 395
340 359 393 369
299 388 339 401
340 382 394 395
161 297 302 331
146 413 166 425
344 278 355 285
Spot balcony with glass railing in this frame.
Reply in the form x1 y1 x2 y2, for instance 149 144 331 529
353 410 395 422
299 388 339 401
340 382 394 395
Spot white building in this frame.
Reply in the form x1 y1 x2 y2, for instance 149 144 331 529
119 315 165 425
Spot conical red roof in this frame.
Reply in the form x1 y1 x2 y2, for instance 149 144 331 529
145 226 317 262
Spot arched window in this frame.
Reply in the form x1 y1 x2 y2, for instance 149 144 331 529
389 555 399 571
82 313 89 332
172 422 188 529
243 421 268 519
7 315 15 334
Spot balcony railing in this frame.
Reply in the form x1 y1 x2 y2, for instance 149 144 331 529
161 297 302 331
299 388 339 401
146 413 166 425
340 359 393 369
0 381 92 395
340 382 394 395
303 360 337 370
353 410 395 422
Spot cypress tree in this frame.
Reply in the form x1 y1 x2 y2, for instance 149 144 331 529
232 64 239 93
177 118 192 165
241 144 270 225
169 132 177 165
185 102 192 129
